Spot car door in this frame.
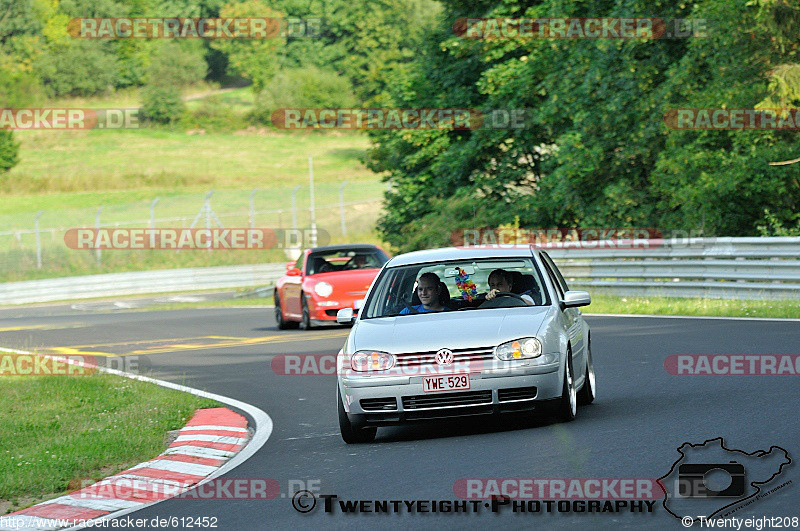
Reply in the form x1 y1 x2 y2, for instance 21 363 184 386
539 251 587 378
284 254 304 318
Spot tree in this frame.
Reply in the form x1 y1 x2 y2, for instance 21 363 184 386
210 0 285 92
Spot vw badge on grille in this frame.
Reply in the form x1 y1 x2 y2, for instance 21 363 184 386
435 348 454 365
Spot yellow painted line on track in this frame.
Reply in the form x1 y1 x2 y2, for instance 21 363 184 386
0 323 86 332
42 330 350 357
53 335 242 350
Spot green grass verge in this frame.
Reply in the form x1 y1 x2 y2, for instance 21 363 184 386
582 294 800 318
131 295 274 312
0 371 220 509
110 292 800 318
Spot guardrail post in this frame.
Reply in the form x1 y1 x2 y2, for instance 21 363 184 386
95 206 104 264
308 156 317 247
249 189 259 229
291 185 300 229
150 197 159 248
339 181 347 237
34 210 43 269
150 197 159 228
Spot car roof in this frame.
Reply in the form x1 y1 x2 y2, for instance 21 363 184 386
387 245 540 267
307 244 381 253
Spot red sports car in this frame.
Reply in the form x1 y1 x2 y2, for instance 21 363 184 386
274 244 390 329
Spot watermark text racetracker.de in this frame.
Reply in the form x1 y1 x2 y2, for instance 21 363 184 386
664 109 800 130
0 353 151 376
64 228 330 250
453 17 709 39
665 355 800 375
69 17 321 39
450 227 710 249
0 108 139 130
271 108 532 130
272 353 559 377
0 353 97 376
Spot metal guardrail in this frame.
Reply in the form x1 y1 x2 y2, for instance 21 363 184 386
0 264 286 305
546 237 800 300
0 237 798 305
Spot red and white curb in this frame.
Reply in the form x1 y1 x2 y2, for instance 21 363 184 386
0 347 272 531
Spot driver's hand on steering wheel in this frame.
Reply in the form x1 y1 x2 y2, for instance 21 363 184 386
486 289 501 300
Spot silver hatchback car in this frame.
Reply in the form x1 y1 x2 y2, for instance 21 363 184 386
335 246 596 443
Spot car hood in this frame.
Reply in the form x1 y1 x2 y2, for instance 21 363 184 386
352 307 553 353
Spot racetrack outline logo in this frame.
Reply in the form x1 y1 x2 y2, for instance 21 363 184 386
659 437 792 521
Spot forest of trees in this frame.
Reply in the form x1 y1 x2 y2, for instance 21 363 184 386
368 0 800 250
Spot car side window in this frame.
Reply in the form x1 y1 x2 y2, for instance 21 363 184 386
540 252 569 294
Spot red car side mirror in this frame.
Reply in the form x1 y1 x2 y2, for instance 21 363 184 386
287 267 302 277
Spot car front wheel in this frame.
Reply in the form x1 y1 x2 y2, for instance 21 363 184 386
577 341 596 405
338 386 376 444
554 352 577 422
300 295 313 330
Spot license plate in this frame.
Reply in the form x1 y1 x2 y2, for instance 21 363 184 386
422 374 470 393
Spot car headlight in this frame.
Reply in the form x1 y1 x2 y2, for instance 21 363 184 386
351 350 395 372
314 282 333 297
495 337 542 361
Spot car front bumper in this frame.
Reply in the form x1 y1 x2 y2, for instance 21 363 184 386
339 360 562 426
308 297 361 322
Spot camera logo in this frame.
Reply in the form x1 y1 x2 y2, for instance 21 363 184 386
677 462 745 498
659 438 791 521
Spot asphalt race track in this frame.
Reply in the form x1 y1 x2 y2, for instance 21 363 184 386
1 305 798 529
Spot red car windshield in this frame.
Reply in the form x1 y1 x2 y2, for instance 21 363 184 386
306 249 388 275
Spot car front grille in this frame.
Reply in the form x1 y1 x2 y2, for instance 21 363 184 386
402 390 493 410
498 386 538 402
394 346 495 368
360 397 398 411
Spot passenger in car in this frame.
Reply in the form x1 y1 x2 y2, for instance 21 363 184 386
486 269 534 305
399 272 452 314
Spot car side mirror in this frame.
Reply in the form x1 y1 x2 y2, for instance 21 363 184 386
287 267 302 277
561 290 591 309
336 308 355 324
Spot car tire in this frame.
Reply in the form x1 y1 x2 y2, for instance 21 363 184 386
554 351 577 422
300 295 313 330
337 386 377 444
577 341 596 405
274 292 297 330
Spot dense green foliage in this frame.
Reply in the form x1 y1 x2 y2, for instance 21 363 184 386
0 130 18 173
369 0 800 251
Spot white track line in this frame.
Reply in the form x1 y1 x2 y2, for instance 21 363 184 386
585 313 800 322
179 425 248 433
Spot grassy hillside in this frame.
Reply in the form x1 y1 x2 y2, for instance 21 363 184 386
0 89 387 282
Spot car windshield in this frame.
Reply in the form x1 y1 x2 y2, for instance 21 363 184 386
306 248 389 275
361 258 550 318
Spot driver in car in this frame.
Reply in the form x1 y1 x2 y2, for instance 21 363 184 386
399 272 452 314
486 269 534 305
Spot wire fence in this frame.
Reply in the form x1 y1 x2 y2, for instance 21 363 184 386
0 182 387 282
